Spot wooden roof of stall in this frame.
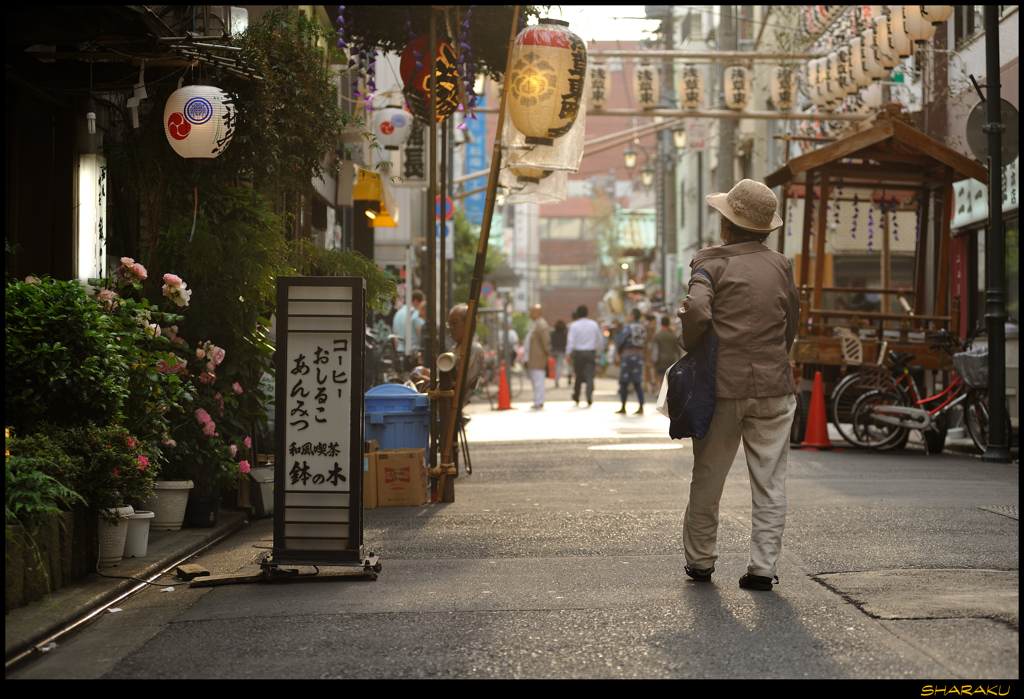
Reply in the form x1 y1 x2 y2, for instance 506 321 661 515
765 105 988 190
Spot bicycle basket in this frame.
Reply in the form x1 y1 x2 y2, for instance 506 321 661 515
953 347 988 390
857 363 892 390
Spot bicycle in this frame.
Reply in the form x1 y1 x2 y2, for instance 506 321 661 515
847 338 1002 454
829 330 960 449
472 352 524 405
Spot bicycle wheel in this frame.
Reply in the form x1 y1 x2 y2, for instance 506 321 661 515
850 387 912 450
963 389 1012 454
829 372 880 447
509 370 524 399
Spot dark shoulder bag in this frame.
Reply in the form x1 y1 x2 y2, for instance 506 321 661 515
668 269 718 440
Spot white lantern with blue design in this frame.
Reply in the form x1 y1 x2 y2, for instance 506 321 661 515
372 106 412 151
163 85 237 159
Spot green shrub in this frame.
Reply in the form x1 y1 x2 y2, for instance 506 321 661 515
5 278 130 432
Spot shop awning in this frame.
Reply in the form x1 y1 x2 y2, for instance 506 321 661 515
353 167 398 227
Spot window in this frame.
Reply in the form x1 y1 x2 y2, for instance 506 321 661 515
539 217 584 240
539 264 602 287
954 5 985 48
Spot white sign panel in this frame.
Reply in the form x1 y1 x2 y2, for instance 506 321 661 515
274 278 366 564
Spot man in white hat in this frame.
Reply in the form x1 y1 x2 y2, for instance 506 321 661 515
676 179 800 592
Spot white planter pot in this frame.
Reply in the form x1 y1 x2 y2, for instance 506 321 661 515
143 480 194 531
98 506 135 567
123 510 155 557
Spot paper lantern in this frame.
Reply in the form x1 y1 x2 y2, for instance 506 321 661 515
509 165 552 184
849 38 872 88
588 63 609 109
723 66 750 111
921 6 954 24
400 36 460 124
632 63 659 110
902 5 937 43
163 85 237 159
860 30 889 80
872 16 902 68
372 106 412 151
886 8 915 58
679 65 703 109
770 67 797 111
508 19 587 146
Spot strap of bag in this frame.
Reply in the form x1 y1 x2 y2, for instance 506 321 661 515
693 268 715 329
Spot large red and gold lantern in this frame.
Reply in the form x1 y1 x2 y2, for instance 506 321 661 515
400 35 459 124
163 85 237 159
507 19 587 146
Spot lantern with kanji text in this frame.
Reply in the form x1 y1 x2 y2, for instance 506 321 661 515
507 19 587 147
723 66 750 111
400 35 460 124
679 65 703 109
588 63 609 109
632 62 659 109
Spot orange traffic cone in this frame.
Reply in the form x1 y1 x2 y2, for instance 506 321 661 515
796 371 840 450
496 361 513 410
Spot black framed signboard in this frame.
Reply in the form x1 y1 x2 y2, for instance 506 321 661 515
267 277 379 575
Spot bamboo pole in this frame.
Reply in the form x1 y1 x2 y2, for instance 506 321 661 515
437 5 520 500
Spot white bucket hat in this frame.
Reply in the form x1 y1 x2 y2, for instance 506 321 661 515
706 179 783 233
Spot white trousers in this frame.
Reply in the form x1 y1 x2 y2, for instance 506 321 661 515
683 394 796 578
528 368 547 407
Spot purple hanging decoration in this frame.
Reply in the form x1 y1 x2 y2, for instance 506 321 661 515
850 192 859 239
867 197 875 252
891 198 899 242
336 6 347 50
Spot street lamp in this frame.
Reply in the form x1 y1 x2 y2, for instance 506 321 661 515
671 124 687 150
640 166 655 188
623 146 638 171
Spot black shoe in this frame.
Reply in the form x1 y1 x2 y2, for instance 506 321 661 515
685 565 714 582
738 574 778 591
615 407 627 414
634 406 644 415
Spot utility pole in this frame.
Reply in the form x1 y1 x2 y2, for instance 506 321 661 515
982 6 1011 462
715 6 736 201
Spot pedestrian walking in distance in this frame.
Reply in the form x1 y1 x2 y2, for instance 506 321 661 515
565 304 605 407
615 308 648 414
524 304 552 409
677 179 800 592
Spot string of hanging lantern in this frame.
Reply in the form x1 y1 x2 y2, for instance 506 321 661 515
792 5 953 140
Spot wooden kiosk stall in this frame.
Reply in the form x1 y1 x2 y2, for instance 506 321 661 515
764 106 988 430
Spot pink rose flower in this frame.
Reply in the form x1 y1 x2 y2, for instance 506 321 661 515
212 347 226 366
98 289 116 301
163 273 183 287
137 455 149 470
203 421 217 436
238 460 251 474
195 408 212 425
196 348 205 359
244 436 252 450
232 382 243 395
230 444 238 458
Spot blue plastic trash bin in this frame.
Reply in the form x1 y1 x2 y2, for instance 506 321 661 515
364 384 430 451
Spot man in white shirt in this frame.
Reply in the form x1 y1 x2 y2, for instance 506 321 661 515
392 290 426 359
565 304 605 407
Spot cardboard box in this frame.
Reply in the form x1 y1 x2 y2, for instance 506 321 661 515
375 448 427 507
364 440 379 510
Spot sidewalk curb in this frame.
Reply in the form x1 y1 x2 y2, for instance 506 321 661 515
5 510 249 667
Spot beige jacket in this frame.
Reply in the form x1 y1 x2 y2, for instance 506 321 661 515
677 241 799 399
525 317 552 371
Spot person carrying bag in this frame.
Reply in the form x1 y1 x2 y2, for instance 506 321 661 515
674 179 800 593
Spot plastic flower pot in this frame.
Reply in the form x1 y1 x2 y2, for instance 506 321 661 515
98 506 135 567
123 510 155 557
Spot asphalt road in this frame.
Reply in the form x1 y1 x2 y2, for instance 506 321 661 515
9 429 1018 680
